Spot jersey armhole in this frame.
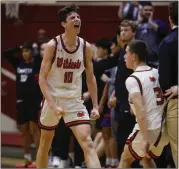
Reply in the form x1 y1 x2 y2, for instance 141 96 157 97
129 75 143 95
83 39 86 68
52 37 58 64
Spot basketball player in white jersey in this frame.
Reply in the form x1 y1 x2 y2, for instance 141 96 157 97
36 4 101 168
118 40 169 168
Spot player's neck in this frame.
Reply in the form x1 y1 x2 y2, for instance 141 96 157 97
24 58 33 64
133 62 146 71
63 32 77 46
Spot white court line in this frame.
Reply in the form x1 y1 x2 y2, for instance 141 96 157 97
1 67 16 81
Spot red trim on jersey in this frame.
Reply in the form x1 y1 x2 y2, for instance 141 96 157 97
135 67 152 72
147 150 159 159
52 37 58 64
41 98 45 109
130 75 143 95
126 130 139 144
65 120 90 127
60 34 80 54
83 39 86 68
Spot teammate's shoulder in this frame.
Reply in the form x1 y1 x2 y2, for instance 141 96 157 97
126 75 138 85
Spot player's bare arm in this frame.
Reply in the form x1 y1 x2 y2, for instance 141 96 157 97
85 42 100 120
39 39 63 115
130 92 150 153
130 92 149 141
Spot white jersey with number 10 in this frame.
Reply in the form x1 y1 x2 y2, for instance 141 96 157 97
47 35 86 99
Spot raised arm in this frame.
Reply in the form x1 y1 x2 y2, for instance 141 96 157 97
85 42 99 120
39 39 62 115
3 47 21 68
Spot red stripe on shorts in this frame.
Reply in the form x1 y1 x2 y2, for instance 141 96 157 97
66 120 90 127
147 150 159 159
38 110 58 130
128 142 143 161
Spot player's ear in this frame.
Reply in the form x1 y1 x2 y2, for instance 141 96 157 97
132 53 136 61
61 21 66 28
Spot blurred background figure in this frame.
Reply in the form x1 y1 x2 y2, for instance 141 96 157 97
33 29 48 56
135 1 169 67
37 29 48 44
118 1 142 21
2 41 42 168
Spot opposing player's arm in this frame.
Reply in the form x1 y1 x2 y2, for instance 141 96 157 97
126 77 149 141
39 39 56 109
85 42 98 109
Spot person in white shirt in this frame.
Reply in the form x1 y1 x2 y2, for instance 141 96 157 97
118 40 169 168
36 4 100 168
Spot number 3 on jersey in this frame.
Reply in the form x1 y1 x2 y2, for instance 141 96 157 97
64 72 73 83
153 87 164 105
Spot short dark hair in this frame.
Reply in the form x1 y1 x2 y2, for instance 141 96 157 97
95 38 112 54
128 40 148 62
111 36 118 46
58 4 80 23
22 41 33 50
169 1 178 25
120 20 137 32
141 1 153 7
116 27 120 36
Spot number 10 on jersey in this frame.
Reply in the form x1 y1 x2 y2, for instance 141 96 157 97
64 72 73 83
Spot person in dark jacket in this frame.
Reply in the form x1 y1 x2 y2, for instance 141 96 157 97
94 20 139 167
3 41 42 167
158 1 178 168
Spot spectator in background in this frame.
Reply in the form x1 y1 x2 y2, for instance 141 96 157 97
101 36 119 140
33 29 48 56
37 28 48 44
100 36 120 168
39 40 47 58
2 41 42 168
94 20 140 167
135 1 168 66
118 1 142 21
158 1 178 168
92 38 112 167
96 38 115 168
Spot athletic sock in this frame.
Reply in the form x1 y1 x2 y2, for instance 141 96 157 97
111 158 119 167
106 158 112 166
24 154 32 162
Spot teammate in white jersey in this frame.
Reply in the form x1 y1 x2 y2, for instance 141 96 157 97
36 4 101 168
118 40 169 168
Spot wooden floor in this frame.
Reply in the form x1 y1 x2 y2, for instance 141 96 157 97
1 145 36 168
1 157 25 168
